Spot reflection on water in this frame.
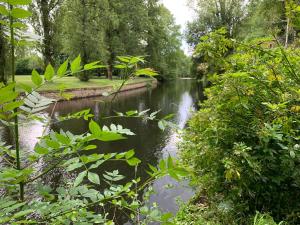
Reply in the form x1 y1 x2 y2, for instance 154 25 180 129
0 80 199 224
149 90 196 216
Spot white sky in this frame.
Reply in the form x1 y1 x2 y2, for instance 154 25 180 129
161 0 195 54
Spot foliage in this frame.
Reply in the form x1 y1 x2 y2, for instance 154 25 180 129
253 213 285 225
174 204 285 225
186 0 299 46
180 33 300 224
58 0 186 81
185 0 245 47
16 55 43 75
192 28 233 82
0 2 188 224
237 0 286 40
29 0 63 66
60 0 108 81
146 1 188 80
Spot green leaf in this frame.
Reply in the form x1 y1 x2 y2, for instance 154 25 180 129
135 68 158 76
45 139 60 149
12 209 34 219
74 171 87 187
67 162 83 172
163 114 175 120
31 69 43 86
18 83 32 93
89 121 125 141
84 61 106 70
125 149 135 159
158 120 166 131
88 172 100 185
95 131 125 142
55 133 70 145
71 55 82 73
11 8 32 19
89 160 105 169
169 169 179 180
126 110 138 116
57 59 69 77
148 164 158 173
127 157 141 166
117 56 131 63
0 92 18 104
114 64 127 69
0 5 9 16
161 212 173 222
34 145 49 154
12 22 27 28
89 120 101 135
167 156 174 169
290 151 296 159
173 168 189 177
116 153 126 159
129 56 145 64
83 145 97 151
0 20 9 26
3 101 23 111
44 64 55 81
159 160 166 171
7 0 32 5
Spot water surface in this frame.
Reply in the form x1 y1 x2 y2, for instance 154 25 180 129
0 79 200 224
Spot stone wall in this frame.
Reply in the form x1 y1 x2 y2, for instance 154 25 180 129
40 79 158 101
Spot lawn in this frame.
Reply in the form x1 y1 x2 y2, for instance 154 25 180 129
15 76 153 91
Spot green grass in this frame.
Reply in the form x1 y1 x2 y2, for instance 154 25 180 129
15 76 152 91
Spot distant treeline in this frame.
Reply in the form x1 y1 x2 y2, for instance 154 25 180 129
0 0 191 82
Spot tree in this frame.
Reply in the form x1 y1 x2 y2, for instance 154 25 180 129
29 0 63 66
100 0 149 80
238 0 286 40
146 0 185 80
58 0 185 81
61 0 108 81
103 0 124 80
186 0 245 47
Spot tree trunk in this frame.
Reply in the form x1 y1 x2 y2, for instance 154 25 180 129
79 0 89 81
106 39 114 80
41 0 54 66
107 64 113 80
285 17 290 48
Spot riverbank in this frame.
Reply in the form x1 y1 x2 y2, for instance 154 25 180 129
16 76 157 101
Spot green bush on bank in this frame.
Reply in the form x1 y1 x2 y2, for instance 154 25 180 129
174 201 283 225
16 55 44 75
179 31 300 224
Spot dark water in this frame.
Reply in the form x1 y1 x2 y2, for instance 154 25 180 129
0 79 200 224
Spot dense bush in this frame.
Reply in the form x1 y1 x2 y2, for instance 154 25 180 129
180 32 300 224
174 201 283 225
16 56 44 75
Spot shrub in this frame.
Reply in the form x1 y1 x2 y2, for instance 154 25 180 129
253 213 285 225
180 35 300 224
16 56 44 75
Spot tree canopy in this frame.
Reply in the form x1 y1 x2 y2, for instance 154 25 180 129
23 0 190 80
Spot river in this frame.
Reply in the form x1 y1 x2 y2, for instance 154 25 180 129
0 79 200 224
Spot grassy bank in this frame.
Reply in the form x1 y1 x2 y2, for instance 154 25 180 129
15 76 153 91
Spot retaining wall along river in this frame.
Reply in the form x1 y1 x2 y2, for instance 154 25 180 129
38 79 158 101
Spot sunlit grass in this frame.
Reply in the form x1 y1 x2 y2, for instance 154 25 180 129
15 75 152 91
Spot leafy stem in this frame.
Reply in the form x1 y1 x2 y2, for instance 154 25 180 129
8 2 24 202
